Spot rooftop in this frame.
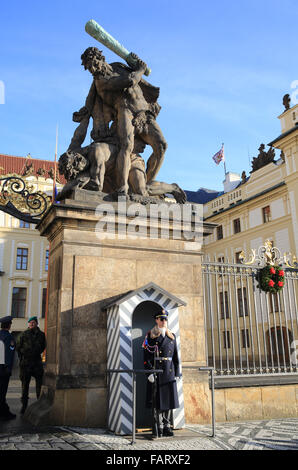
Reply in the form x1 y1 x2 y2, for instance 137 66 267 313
0 153 66 183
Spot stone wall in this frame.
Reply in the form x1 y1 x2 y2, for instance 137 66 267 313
213 384 298 422
28 195 210 427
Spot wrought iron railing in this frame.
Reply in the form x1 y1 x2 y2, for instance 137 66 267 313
203 258 298 377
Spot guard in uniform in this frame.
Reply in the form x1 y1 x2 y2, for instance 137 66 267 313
0 316 16 420
142 309 181 437
16 316 46 414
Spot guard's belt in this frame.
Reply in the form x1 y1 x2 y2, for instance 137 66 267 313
157 357 172 361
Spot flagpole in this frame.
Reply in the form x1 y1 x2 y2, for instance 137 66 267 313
52 124 58 202
222 143 227 176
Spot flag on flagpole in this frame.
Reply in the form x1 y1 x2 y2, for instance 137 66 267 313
212 145 225 165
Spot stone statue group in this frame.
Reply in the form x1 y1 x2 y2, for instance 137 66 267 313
57 47 186 204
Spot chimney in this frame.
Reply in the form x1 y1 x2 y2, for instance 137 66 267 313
223 172 241 193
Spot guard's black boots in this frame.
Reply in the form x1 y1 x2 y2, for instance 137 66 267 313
163 427 174 437
152 428 162 438
0 410 16 420
0 403 16 420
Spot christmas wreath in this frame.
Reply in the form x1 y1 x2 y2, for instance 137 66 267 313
257 265 285 293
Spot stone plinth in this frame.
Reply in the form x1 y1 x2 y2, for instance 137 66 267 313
26 191 213 427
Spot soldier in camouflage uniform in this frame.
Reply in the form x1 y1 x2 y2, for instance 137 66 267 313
16 316 46 414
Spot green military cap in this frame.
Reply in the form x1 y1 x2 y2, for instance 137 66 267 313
28 316 38 324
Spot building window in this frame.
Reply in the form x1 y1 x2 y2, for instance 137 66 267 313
16 248 28 270
237 287 248 316
220 291 229 319
42 288 47 318
217 225 223 240
218 256 225 264
235 251 243 265
233 218 241 234
223 331 231 349
19 219 30 229
11 287 27 318
45 250 49 272
241 329 250 348
262 206 271 223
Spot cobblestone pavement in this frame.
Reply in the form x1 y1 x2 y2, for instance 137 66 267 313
1 419 298 450
1 378 298 450
186 419 298 450
0 428 220 451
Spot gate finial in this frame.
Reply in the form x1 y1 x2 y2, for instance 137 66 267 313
239 239 297 268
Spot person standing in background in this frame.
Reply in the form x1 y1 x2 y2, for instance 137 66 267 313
16 316 46 415
0 316 16 420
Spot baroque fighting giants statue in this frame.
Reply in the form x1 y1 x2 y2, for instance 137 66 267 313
57 32 186 204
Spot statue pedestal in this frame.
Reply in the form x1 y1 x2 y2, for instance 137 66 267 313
26 191 214 427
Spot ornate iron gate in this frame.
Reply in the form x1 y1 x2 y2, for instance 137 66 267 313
202 243 298 377
0 175 51 223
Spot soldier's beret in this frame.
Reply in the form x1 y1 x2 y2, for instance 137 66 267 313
28 316 38 324
154 309 168 320
0 315 13 324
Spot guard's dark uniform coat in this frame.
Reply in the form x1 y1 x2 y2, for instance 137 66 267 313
0 329 16 416
143 327 180 411
0 330 16 376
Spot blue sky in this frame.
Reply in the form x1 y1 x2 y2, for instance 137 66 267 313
1 0 297 191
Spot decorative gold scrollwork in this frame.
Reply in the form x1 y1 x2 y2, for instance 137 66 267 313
238 239 296 268
239 249 256 265
283 253 298 269
0 175 51 221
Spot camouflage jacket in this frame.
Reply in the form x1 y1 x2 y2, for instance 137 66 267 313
16 327 46 368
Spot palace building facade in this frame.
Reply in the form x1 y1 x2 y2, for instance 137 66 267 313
0 154 63 337
186 102 298 261
186 102 298 380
